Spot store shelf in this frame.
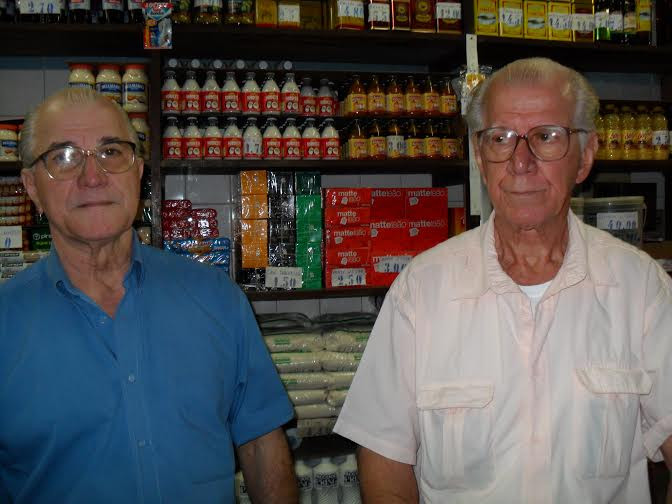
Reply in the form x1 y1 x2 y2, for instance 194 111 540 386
161 158 468 177
245 287 387 301
0 161 22 175
0 23 146 57
475 36 672 74
591 159 672 172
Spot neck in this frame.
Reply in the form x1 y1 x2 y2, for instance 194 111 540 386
52 230 134 317
494 214 569 285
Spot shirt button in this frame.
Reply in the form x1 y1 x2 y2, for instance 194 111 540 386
138 440 146 448
127 374 136 383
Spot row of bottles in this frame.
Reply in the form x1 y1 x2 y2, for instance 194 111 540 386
5 0 145 23
235 455 361 504
162 115 464 160
594 0 654 45
596 104 670 160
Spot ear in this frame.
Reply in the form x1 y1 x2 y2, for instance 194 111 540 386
21 168 43 213
575 131 597 185
472 134 488 187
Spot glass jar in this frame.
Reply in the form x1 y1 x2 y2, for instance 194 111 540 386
95 63 122 105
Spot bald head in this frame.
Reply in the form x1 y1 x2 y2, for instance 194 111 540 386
20 87 140 168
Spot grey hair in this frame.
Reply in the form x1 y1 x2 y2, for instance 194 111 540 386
465 57 599 150
20 87 140 168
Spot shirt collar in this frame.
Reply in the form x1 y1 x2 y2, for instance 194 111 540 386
45 232 146 296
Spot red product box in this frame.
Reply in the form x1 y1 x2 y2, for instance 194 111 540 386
191 208 218 219
404 188 448 219
325 247 370 268
371 188 405 219
162 218 193 231
406 218 449 252
369 219 408 252
324 188 372 208
325 226 370 250
161 209 190 221
194 227 219 238
194 218 218 229
325 266 370 288
163 199 193 210
324 206 371 227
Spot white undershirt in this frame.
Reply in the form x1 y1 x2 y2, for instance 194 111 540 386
518 280 553 313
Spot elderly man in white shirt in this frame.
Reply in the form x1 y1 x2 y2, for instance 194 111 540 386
334 57 672 504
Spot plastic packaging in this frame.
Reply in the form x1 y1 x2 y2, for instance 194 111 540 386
339 454 362 504
280 372 332 390
326 389 348 407
263 332 325 352
320 351 362 372
288 389 329 406
122 64 148 113
313 457 339 504
272 352 322 373
294 403 339 419
95 64 122 105
142 3 173 50
295 460 314 504
234 471 251 504
323 329 369 352
327 371 355 389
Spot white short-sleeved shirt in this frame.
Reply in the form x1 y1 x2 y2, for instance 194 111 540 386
334 211 672 504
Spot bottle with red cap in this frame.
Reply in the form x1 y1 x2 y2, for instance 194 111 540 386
282 118 302 160
262 118 282 159
222 72 242 114
181 70 201 115
161 70 181 115
243 117 262 159
201 71 221 114
300 77 317 117
223 117 243 159
317 79 334 117
301 118 321 159
261 72 281 116
281 73 300 115
321 118 340 160
203 117 223 159
242 72 261 116
162 117 182 159
183 117 203 159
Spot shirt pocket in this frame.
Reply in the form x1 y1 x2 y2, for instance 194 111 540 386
416 381 496 493
573 367 652 479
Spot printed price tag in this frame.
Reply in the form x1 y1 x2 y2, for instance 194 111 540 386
596 211 638 231
652 131 670 145
265 267 303 289
374 255 412 274
572 13 595 31
338 0 365 19
499 7 522 26
436 1 461 19
0 226 22 250
278 4 300 23
0 250 24 265
330 268 367 287
549 12 571 30
368 2 390 22
19 0 60 13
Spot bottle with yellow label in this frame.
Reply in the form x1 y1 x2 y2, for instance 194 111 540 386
423 76 440 117
440 77 458 117
594 110 606 160
635 105 653 160
424 119 442 159
404 76 424 116
386 75 405 116
651 106 669 160
346 75 368 117
405 119 425 158
386 119 406 158
604 104 622 160
368 119 387 159
348 119 369 159
441 119 461 159
620 105 637 160
367 75 386 115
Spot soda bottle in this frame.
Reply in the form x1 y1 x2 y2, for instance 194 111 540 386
424 119 442 159
242 72 261 116
347 119 369 160
635 105 653 160
281 73 301 115
367 74 386 116
313 457 339 504
203 117 223 160
651 106 669 160
620 106 637 160
405 118 424 158
604 104 622 160
223 117 243 160
282 118 302 160
243 117 263 159
423 76 440 116
183 117 203 160
440 77 458 117
608 0 624 42
181 70 201 116
386 75 405 116
346 75 367 117
368 119 386 159
404 75 424 117
261 72 281 116
594 0 610 40
262 118 282 159
623 0 637 42
222 72 242 114
201 70 221 115
321 118 341 160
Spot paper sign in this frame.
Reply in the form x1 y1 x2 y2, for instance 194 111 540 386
265 267 303 289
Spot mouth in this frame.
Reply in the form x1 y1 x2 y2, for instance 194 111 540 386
76 201 116 208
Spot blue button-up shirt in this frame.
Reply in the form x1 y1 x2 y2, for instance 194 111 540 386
0 237 293 503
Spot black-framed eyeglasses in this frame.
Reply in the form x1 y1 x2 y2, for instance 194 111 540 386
29 140 137 181
475 125 588 162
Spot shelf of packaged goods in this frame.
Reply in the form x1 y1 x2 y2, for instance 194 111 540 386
169 25 465 65
244 287 388 301
474 36 672 74
591 159 672 172
292 434 356 459
161 158 469 177
0 161 22 175
0 23 145 57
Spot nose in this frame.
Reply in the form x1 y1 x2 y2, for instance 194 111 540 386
77 152 107 187
508 136 536 175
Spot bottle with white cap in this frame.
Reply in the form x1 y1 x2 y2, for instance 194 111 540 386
313 457 339 504
261 72 281 116
203 117 222 159
321 118 340 160
281 73 300 115
242 72 261 116
282 118 302 160
201 70 221 114
300 77 317 117
183 117 203 160
234 470 252 504
339 454 362 504
294 459 313 504
161 70 181 114
181 70 201 115
162 116 182 159
223 117 243 159
222 72 242 114
317 78 334 117
301 118 321 160
262 118 282 160
243 117 262 159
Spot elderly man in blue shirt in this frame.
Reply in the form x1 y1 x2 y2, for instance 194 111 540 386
0 87 297 504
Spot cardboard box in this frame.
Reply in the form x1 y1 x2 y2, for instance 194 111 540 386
404 188 448 220
474 0 498 34
524 0 548 38
324 206 371 227
498 0 523 37
324 188 372 208
548 1 572 40
370 219 409 252
406 218 449 251
241 194 269 220
371 188 405 219
325 247 370 267
571 0 594 42
325 226 370 250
